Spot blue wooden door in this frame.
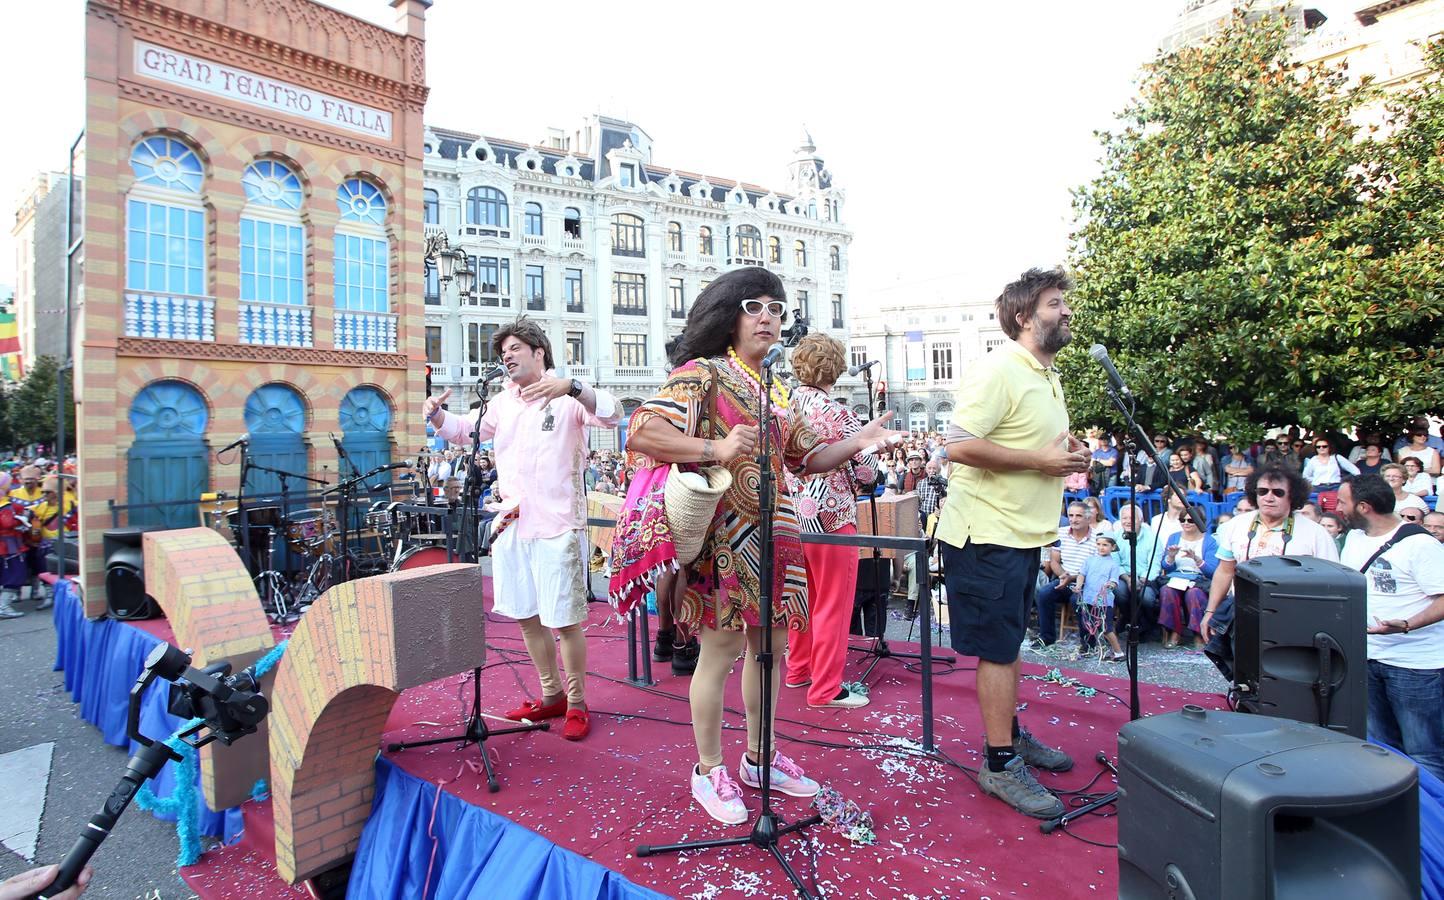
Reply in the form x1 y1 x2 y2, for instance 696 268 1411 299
243 384 309 499
339 386 392 493
126 380 209 529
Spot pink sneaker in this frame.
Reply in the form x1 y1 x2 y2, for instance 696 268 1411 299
691 764 748 825
738 751 820 798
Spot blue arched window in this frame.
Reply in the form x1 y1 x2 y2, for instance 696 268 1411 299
126 380 209 528
240 160 305 312
334 178 390 317
126 136 205 297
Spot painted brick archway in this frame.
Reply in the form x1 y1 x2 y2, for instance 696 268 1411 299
268 563 485 883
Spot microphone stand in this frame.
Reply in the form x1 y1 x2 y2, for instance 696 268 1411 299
331 434 363 582
1041 380 1195 834
387 369 547 792
637 353 824 900
851 365 954 681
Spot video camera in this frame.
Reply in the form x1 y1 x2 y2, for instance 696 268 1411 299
31 644 270 899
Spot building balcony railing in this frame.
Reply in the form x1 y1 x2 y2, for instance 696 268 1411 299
832 318 845 329
670 308 686 319
334 310 398 354
611 247 646 258
522 234 546 247
239 301 313 348
562 235 584 251
729 256 765 267
428 362 464 382
566 301 585 314
124 291 216 342
526 295 546 311
666 250 686 264
464 293 511 309
566 365 594 381
612 304 648 316
605 365 667 382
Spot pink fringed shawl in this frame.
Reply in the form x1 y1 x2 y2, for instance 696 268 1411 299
607 462 678 616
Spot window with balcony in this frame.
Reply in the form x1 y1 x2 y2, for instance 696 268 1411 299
796 290 810 324
565 268 584 312
424 263 439 305
931 344 954 382
613 272 647 315
467 322 499 374
698 226 713 256
614 333 648 367
426 325 442 363
830 245 841 271
564 207 582 239
473 255 511 307
334 179 388 314
794 240 808 268
831 293 844 329
240 160 305 307
611 213 645 257
525 264 545 311
768 235 781 264
985 336 1007 352
735 225 762 263
423 188 439 225
667 221 683 253
668 277 685 319
524 202 543 236
849 344 867 370
465 186 509 234
566 332 585 367
126 136 206 298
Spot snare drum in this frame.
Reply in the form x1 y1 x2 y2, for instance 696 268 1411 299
226 506 280 546
391 545 451 571
284 508 337 556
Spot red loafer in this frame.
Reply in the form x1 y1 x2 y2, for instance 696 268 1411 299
505 697 567 722
561 708 590 741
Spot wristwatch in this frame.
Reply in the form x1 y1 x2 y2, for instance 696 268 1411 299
567 378 584 398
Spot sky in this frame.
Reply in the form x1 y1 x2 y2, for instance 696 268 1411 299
0 0 1366 305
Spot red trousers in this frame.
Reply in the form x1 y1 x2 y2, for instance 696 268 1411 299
789 525 858 706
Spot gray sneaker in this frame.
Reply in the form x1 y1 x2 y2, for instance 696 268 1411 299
978 756 1065 819
1016 727 1073 772
0 603 23 619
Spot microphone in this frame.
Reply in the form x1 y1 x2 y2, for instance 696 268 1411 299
848 360 880 377
1089 344 1133 400
480 363 507 382
218 434 249 454
761 342 786 369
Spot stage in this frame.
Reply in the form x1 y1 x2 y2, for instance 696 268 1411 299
158 582 1225 899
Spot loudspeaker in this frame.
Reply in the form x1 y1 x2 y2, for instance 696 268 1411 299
851 557 890 637
1118 707 1418 900
103 526 160 620
1233 555 1367 739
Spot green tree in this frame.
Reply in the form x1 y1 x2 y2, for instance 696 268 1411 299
1060 11 1444 440
9 356 76 452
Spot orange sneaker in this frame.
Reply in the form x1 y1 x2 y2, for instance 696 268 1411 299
505 697 567 721
561 708 590 741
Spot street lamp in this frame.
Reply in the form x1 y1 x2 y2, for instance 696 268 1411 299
453 252 475 300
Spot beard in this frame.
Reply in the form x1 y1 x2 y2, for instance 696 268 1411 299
1033 315 1072 354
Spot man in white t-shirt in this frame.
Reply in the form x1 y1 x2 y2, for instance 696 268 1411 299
1336 475 1444 781
1200 466 1339 643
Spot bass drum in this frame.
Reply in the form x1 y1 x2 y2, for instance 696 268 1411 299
391 545 452 572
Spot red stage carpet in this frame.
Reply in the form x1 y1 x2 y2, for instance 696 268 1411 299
181 595 1225 899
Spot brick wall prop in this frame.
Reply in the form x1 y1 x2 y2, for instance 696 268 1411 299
142 528 276 810
268 563 485 883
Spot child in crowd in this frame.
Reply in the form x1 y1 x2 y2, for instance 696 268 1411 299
1074 533 1125 661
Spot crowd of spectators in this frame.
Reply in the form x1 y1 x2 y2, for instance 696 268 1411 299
0 450 79 619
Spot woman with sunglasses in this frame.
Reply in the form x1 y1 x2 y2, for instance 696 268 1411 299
1301 439 1358 497
1158 510 1219 648
1398 425 1442 477
623 268 903 825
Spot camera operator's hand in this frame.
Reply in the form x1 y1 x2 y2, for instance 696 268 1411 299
0 864 92 900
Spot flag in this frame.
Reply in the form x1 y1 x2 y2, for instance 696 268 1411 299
0 313 22 381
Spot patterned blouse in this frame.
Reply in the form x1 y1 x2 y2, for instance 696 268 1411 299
629 357 822 631
784 386 879 534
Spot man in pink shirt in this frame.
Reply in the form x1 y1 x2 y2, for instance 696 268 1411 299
423 318 619 741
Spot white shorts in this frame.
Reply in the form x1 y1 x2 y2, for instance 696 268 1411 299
490 527 589 628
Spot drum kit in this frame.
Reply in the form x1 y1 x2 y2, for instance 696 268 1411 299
205 469 479 623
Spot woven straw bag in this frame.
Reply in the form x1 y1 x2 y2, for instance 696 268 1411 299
665 464 733 565
664 360 731 565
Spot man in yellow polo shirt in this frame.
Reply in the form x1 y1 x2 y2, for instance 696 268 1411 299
939 266 1091 819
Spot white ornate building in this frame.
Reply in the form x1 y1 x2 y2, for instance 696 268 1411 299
420 115 852 445
844 279 1006 434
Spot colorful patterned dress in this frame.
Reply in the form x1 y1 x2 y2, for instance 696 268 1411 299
784 386 880 534
628 358 823 631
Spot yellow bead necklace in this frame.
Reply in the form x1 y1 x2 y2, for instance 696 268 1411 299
726 346 790 409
